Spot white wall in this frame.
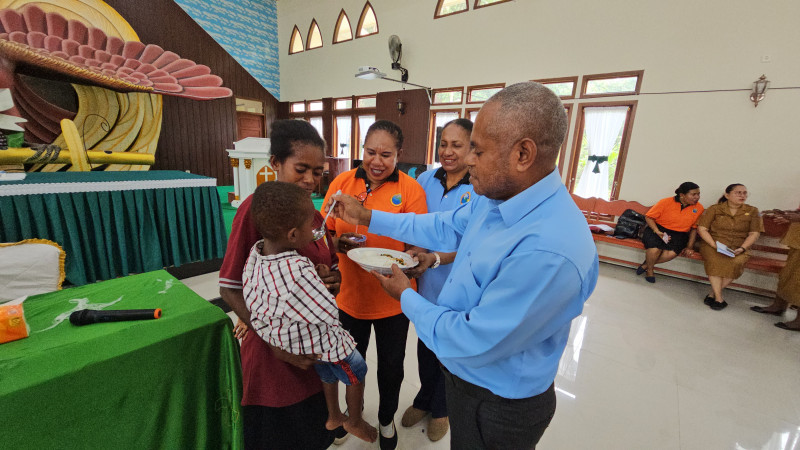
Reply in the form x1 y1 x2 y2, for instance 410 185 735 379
278 0 800 209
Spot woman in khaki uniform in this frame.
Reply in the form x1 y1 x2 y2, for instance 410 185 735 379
750 212 800 330
696 184 763 310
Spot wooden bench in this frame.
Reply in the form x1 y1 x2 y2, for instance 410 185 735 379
571 194 787 296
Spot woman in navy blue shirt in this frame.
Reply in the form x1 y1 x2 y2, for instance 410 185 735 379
401 118 476 442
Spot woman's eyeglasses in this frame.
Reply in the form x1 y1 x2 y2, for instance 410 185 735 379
356 188 371 205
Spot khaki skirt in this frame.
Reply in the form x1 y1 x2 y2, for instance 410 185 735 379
777 248 800 305
699 241 749 279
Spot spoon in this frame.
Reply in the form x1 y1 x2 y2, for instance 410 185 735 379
312 190 341 241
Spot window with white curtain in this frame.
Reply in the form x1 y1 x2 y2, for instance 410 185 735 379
430 110 460 163
309 117 323 139
357 115 375 160
336 116 352 160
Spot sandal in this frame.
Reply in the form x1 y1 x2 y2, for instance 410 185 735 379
750 306 785 316
774 322 800 332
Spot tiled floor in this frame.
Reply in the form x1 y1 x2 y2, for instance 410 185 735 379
181 263 800 450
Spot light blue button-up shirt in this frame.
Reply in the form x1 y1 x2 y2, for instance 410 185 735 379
370 169 599 399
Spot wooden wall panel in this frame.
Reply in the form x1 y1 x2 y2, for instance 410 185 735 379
104 0 279 185
376 89 430 165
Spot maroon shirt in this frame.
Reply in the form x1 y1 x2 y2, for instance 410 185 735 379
219 194 338 407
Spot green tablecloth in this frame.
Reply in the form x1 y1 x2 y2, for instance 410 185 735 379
0 271 243 449
0 171 228 286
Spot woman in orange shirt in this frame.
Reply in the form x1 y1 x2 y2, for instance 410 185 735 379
323 120 428 450
637 182 704 283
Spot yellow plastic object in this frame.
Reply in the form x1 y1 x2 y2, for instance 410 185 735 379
60 118 91 171
0 147 155 166
0 303 29 344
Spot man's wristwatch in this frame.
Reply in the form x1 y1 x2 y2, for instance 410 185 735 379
430 252 441 269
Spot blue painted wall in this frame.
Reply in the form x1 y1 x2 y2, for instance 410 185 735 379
174 0 280 99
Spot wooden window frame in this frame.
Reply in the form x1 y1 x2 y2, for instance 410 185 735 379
556 104 573 174
333 113 356 160
334 97 353 110
356 1 379 38
289 25 304 55
427 108 462 164
534 76 579 100
465 107 481 122
466 83 505 104
473 0 513 9
431 87 465 105
434 0 469 19
565 100 638 200
355 95 377 109
306 19 323 50
333 9 353 44
580 70 644 99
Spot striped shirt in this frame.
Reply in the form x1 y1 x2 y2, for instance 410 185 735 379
243 241 356 363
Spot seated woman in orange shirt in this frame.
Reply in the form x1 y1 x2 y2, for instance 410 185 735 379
636 182 704 283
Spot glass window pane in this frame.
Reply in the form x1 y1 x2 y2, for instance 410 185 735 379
358 5 378 36
543 82 574 97
290 28 304 54
476 0 507 6
308 101 323 112
335 99 352 110
308 22 322 49
336 116 352 159
356 97 376 108
433 90 463 104
572 107 627 200
438 0 468 16
585 76 638 95
309 117 323 138
291 102 305 113
335 12 352 42
358 115 376 159
469 110 479 122
468 87 502 102
432 112 459 163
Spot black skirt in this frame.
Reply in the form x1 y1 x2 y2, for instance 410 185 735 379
642 224 690 253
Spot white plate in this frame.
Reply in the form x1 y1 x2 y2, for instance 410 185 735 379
347 247 418 275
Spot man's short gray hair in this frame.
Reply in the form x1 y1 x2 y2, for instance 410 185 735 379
484 82 568 162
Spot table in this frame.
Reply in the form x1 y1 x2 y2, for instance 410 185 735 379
0 171 228 286
0 270 243 449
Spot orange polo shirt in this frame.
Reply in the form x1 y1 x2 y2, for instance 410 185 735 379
646 197 705 232
324 168 428 319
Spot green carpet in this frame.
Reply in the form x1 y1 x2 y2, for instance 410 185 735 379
216 186 325 237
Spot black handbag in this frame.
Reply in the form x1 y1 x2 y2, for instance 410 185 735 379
613 209 647 239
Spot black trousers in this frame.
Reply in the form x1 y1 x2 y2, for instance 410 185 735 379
443 369 556 450
412 339 448 418
339 310 409 425
243 392 334 450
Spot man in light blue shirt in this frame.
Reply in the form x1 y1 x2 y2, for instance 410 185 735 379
332 82 599 449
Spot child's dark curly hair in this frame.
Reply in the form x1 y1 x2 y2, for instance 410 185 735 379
250 181 313 241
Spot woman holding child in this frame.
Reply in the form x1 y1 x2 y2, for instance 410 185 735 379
219 120 345 449
636 182 704 283
323 120 428 450
696 183 763 310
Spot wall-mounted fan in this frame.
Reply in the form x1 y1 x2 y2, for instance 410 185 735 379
388 35 408 82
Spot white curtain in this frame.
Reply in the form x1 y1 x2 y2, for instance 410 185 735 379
357 115 375 159
574 106 628 200
336 116 352 158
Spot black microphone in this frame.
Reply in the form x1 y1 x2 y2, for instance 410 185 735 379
69 308 162 326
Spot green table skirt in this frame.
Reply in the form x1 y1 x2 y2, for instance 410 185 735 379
0 271 243 448
1 177 228 286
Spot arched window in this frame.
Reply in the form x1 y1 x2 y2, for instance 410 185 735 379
333 9 353 43
289 25 304 54
435 0 468 18
356 2 378 38
307 19 322 50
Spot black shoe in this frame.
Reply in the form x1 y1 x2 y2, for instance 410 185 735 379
379 420 398 450
710 301 728 311
635 265 646 276
750 306 785 316
332 426 349 445
703 295 715 306
645 276 655 283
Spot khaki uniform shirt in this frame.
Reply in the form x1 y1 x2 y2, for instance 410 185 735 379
697 202 764 248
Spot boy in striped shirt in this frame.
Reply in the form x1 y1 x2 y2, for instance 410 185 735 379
243 181 377 443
